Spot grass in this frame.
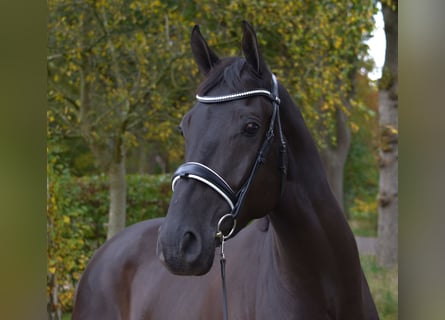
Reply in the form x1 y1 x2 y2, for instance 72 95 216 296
347 195 398 319
361 255 398 320
350 216 378 237
347 197 379 237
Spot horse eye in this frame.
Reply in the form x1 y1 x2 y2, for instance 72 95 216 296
244 122 260 136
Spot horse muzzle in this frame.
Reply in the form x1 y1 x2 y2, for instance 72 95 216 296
157 224 215 276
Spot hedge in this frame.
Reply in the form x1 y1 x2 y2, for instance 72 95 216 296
47 173 171 315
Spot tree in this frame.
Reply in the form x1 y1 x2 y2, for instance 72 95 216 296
376 0 398 267
48 0 190 238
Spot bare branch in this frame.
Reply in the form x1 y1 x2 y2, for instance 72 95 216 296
47 54 63 61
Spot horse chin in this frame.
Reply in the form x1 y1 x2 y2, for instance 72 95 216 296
158 250 214 276
156 235 215 276
165 258 213 276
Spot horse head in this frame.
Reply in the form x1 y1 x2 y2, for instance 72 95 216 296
157 21 286 275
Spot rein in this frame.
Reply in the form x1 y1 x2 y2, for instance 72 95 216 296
171 74 287 320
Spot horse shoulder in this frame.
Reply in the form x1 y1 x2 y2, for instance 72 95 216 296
72 218 164 320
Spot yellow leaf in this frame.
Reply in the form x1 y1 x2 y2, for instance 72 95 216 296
63 216 71 224
350 122 359 133
321 103 330 111
334 38 342 49
48 267 56 274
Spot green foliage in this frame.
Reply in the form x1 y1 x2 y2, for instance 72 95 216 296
47 0 193 169
344 122 379 236
344 75 379 236
48 0 377 172
47 170 171 313
360 255 398 320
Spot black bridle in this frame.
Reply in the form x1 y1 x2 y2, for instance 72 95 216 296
170 74 287 320
171 73 287 239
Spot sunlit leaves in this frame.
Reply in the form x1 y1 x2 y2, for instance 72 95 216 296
48 0 192 168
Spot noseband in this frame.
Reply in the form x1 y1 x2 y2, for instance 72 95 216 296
171 74 287 239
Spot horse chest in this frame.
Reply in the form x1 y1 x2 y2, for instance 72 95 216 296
219 242 329 319
251 273 329 320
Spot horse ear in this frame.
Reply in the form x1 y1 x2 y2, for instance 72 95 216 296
191 25 220 75
242 21 268 76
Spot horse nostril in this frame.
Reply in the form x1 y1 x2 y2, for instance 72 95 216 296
180 231 200 259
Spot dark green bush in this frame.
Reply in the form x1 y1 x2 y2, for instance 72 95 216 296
73 173 171 241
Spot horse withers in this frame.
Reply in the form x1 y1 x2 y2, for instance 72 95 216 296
72 21 379 320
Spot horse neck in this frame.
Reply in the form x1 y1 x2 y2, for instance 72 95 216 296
267 87 364 312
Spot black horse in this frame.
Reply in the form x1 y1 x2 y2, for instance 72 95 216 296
73 21 379 319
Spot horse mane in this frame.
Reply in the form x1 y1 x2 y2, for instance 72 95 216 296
197 57 271 96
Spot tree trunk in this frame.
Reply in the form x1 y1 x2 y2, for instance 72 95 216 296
377 2 398 268
47 272 62 320
107 157 127 239
320 106 352 215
